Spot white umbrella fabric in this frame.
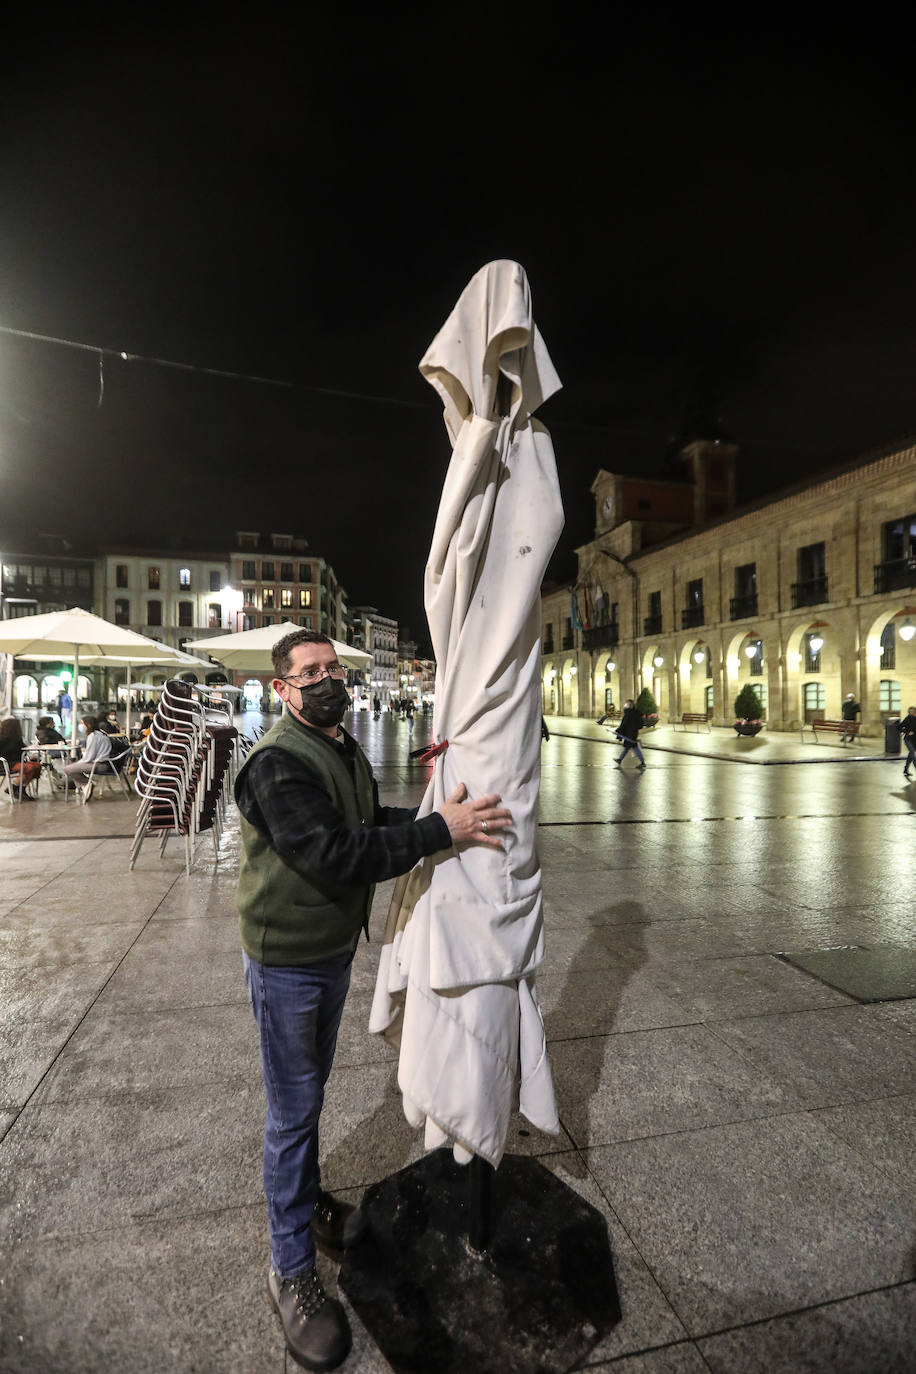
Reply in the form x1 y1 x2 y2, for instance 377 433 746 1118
29 647 213 736
369 260 564 1167
185 622 371 672
0 608 188 752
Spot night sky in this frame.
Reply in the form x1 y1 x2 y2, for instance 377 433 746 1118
3 9 916 652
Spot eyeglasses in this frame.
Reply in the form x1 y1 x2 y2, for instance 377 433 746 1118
281 663 347 686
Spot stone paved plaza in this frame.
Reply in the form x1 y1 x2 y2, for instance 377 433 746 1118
1 713 915 1372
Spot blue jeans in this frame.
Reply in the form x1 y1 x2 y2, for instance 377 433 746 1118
244 950 353 1276
617 738 644 764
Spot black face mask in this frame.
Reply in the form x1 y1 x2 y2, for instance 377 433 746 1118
294 676 350 728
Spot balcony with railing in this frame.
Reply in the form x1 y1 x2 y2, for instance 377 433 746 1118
791 576 828 608
680 606 705 630
582 621 619 652
643 614 663 636
874 558 916 594
729 593 758 620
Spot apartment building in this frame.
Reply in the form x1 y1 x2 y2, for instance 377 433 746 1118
350 606 398 705
230 532 347 641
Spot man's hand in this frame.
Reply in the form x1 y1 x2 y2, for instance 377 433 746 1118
438 783 513 848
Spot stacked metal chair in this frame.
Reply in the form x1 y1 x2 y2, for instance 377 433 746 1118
130 679 239 874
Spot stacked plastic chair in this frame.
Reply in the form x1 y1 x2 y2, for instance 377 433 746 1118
130 679 239 875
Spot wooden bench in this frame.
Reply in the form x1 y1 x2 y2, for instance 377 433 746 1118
804 719 860 744
679 712 710 733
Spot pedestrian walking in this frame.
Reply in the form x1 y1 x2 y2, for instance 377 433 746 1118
58 687 73 734
901 706 916 779
839 692 861 743
234 629 513 1372
615 698 647 769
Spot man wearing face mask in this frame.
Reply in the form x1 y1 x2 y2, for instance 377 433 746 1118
234 630 511 1372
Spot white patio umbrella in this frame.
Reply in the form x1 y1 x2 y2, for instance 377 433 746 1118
185 621 371 672
63 647 213 736
0 608 188 753
369 260 564 1167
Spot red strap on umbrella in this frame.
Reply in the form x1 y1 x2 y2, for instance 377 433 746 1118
409 739 449 764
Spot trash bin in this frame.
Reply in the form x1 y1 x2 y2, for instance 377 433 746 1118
885 717 901 754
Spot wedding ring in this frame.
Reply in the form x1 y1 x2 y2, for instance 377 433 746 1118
481 820 489 833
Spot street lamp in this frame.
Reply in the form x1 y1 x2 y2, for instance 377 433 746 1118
653 655 664 668
899 618 915 642
809 634 824 653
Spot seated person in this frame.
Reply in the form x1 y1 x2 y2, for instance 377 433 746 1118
138 705 157 736
97 710 125 737
0 718 42 799
36 716 67 747
51 715 113 798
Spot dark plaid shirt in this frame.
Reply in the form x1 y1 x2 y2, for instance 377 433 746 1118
236 727 451 889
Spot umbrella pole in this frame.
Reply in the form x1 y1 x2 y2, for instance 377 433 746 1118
125 664 132 737
467 1155 493 1253
70 646 81 757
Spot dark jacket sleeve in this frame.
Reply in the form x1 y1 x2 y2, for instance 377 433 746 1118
238 748 452 887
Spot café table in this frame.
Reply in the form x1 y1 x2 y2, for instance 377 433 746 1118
23 742 77 798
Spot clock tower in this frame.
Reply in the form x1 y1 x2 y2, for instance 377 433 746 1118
591 471 620 533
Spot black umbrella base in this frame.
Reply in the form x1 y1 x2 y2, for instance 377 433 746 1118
338 1150 621 1374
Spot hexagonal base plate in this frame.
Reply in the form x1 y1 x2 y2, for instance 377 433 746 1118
339 1150 620 1374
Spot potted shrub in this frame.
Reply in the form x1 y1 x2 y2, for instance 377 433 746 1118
734 684 764 736
635 686 660 729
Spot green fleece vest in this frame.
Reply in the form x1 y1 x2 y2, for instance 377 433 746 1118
235 713 376 966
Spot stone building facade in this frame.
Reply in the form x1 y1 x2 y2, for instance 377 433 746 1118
349 606 399 706
542 439 916 735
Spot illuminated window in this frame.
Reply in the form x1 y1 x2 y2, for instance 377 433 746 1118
880 623 896 671
281 588 293 608
803 682 825 711
299 588 311 608
880 680 901 713
263 588 275 608
804 634 822 674
148 567 160 590
179 567 191 588
114 599 130 625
